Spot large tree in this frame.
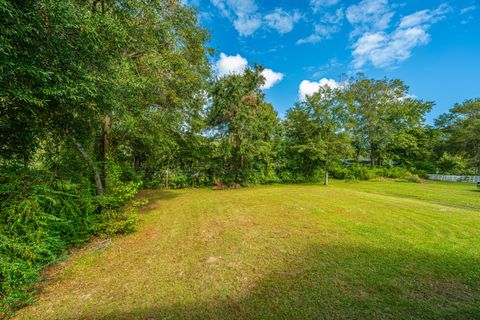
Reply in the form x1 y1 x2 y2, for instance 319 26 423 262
1 0 212 194
435 98 480 174
344 76 432 166
285 86 351 185
208 66 280 184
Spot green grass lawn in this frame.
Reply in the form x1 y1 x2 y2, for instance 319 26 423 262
14 181 480 320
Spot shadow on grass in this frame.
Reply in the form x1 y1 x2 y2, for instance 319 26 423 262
135 190 181 213
68 243 480 320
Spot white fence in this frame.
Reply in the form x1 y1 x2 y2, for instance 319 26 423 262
427 174 480 183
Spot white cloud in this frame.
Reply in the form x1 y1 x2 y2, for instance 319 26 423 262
211 1 303 36
234 15 262 36
297 24 342 44
399 10 434 28
261 69 284 89
311 0 341 12
306 57 342 78
211 0 262 36
296 34 323 45
351 3 450 69
346 0 394 36
215 53 284 89
459 5 476 24
352 28 430 68
460 5 476 15
298 79 340 100
297 8 343 44
215 53 248 76
264 8 301 34
399 3 450 28
321 8 344 24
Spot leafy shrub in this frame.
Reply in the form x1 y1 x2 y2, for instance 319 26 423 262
331 166 355 180
350 166 378 180
398 172 423 183
0 167 140 315
331 164 415 181
437 152 470 175
90 208 137 238
382 167 408 178
111 181 142 203
278 170 295 183
168 171 190 189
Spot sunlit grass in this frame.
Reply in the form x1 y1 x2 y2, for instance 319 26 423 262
15 181 480 319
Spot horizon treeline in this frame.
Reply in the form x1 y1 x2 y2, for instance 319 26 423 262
2 1 479 190
0 0 479 314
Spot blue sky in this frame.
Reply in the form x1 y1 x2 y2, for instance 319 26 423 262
188 0 479 123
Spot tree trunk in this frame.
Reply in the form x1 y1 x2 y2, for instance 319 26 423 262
324 162 329 186
476 145 480 175
103 114 111 192
370 146 376 167
74 140 104 196
23 153 29 170
165 169 169 189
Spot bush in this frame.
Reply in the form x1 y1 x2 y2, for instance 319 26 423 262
90 208 137 238
383 167 408 178
331 164 416 181
437 152 469 175
350 165 378 180
0 167 139 316
398 172 423 183
278 170 295 183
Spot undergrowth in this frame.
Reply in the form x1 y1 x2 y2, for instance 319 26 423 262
0 168 139 316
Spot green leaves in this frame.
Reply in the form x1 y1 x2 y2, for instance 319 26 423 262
208 66 280 184
285 86 351 181
436 98 480 174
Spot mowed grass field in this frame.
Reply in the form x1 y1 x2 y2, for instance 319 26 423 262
14 181 480 320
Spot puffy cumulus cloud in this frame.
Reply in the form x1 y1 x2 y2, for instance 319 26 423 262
298 79 340 100
211 0 262 36
260 69 284 89
297 8 343 44
310 0 341 12
264 8 301 34
351 3 450 69
215 53 284 89
215 53 248 76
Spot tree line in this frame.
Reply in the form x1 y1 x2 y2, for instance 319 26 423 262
2 1 479 191
0 0 479 314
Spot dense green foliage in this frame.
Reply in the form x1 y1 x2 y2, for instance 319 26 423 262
0 0 479 315
284 86 351 185
435 98 480 174
0 167 138 314
208 66 281 185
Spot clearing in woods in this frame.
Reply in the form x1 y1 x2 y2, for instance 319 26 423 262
14 181 480 319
